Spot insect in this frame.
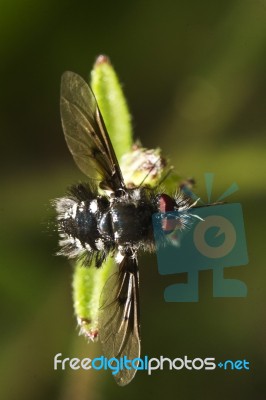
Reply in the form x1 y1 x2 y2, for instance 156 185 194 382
55 71 194 385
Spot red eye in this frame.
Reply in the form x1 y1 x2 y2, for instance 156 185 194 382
158 194 176 233
158 193 175 213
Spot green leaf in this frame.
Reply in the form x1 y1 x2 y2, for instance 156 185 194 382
91 55 133 161
72 55 133 339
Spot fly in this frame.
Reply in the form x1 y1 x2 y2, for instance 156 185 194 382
54 71 195 385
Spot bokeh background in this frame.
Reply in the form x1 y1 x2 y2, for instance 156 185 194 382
1 0 266 399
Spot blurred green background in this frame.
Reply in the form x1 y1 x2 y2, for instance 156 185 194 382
1 0 266 399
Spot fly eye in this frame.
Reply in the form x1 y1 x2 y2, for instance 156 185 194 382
158 193 175 213
158 194 177 233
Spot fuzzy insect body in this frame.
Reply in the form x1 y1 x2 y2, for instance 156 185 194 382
54 70 193 386
56 183 161 267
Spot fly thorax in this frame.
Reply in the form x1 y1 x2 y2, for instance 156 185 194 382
110 188 157 246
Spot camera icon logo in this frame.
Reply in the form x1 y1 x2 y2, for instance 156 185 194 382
152 174 249 302
193 215 236 259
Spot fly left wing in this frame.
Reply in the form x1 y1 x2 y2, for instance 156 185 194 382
98 252 141 386
60 71 125 192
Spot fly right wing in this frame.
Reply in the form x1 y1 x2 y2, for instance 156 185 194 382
60 71 125 192
98 252 141 386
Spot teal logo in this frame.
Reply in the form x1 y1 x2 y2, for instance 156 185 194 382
153 173 249 302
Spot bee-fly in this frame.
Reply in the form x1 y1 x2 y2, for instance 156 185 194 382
54 71 194 385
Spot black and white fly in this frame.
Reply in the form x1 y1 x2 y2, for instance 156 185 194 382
54 71 195 385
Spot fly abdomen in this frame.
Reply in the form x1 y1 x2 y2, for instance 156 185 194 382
55 183 114 267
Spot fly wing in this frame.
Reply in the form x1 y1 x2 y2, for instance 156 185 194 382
98 253 140 386
60 71 125 192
